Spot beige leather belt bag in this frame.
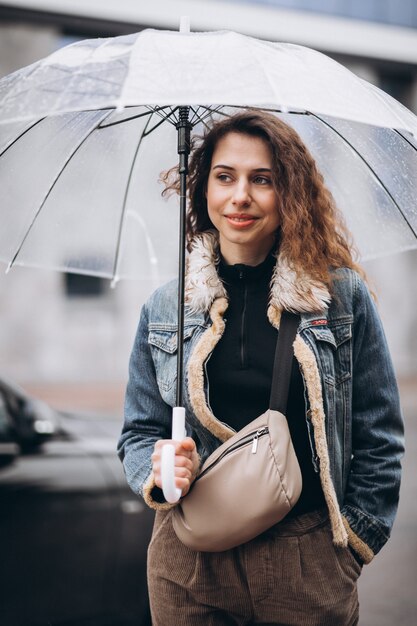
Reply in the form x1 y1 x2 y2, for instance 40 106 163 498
172 311 302 552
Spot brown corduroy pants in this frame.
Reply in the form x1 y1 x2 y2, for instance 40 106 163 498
147 508 361 626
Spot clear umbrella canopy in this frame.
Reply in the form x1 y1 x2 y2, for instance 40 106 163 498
0 28 416 283
0 110 181 283
1 29 416 133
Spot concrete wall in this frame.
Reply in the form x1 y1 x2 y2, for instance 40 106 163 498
0 22 58 74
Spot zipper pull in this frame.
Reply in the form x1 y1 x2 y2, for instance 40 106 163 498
252 428 268 454
252 429 266 454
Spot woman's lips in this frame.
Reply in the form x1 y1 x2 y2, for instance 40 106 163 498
225 214 258 229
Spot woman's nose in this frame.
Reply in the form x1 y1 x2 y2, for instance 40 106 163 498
231 180 251 206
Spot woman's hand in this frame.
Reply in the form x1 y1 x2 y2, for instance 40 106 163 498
152 437 199 497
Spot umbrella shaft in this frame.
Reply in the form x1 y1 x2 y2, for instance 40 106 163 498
176 155 187 408
176 107 192 408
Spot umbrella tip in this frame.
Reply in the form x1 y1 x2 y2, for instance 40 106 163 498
180 16 191 34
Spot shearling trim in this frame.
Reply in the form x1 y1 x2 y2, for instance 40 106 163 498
143 471 176 511
293 334 348 547
185 230 331 316
270 256 331 314
187 297 236 443
342 516 375 564
185 231 226 313
267 304 281 329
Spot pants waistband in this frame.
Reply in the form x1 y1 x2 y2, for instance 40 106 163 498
265 508 329 537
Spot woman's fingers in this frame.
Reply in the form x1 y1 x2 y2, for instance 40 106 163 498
180 437 197 452
154 437 196 458
152 444 194 470
152 438 199 493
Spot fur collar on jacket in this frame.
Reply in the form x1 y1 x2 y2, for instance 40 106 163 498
185 230 331 316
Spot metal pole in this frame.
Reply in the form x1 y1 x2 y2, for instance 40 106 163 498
176 106 192 408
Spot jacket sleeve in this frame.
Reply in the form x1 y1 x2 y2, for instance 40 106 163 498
341 274 405 563
117 302 176 510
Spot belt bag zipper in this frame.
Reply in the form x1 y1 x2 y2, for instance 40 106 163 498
196 427 269 482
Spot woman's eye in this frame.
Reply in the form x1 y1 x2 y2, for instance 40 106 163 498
253 176 271 185
217 173 232 182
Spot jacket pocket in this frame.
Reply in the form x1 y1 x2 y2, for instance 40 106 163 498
307 320 352 386
148 325 198 392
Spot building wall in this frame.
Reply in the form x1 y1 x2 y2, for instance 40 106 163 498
0 22 57 74
230 0 417 28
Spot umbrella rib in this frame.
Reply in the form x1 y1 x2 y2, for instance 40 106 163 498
191 105 226 126
189 106 218 126
143 108 184 136
394 128 417 152
98 105 174 129
7 109 113 272
311 113 417 239
146 106 179 125
111 114 151 282
0 117 45 157
142 116 170 136
189 106 202 125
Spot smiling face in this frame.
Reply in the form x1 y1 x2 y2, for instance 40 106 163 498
206 132 280 266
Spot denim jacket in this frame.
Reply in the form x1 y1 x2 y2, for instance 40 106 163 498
118 231 404 564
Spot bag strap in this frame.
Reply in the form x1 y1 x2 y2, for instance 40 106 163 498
269 310 300 413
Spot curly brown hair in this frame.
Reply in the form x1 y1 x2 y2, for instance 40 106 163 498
161 109 365 288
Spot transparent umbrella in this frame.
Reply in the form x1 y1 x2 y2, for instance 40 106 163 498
1 23 416 500
1 25 417 278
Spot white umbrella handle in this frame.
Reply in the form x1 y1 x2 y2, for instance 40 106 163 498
161 407 186 503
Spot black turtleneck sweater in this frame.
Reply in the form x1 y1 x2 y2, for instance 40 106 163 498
206 254 325 516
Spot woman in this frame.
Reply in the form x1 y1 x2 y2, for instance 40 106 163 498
118 111 404 626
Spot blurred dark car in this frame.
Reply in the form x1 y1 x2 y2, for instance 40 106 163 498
0 378 154 626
